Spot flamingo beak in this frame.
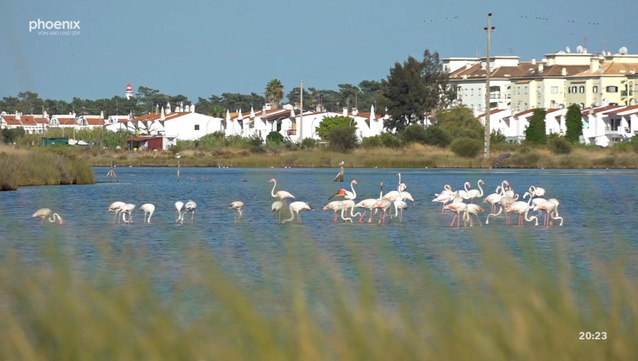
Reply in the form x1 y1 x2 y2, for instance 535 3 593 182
59 219 64 225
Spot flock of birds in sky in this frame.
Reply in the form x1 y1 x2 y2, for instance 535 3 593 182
32 172 563 228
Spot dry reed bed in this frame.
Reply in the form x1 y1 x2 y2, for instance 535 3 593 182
0 229 635 360
0 145 95 189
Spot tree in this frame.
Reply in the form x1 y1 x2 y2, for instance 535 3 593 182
265 79 284 109
433 105 484 140
382 49 454 132
316 116 352 140
401 124 429 145
422 126 452 147
450 137 482 158
525 109 547 144
328 126 358 153
266 131 284 145
565 104 583 144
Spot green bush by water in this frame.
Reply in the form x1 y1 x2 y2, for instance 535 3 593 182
0 149 95 188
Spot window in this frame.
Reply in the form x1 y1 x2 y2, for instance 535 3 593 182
524 103 528 110
194 124 200 130
525 86 528 94
607 86 619 93
551 86 558 94
471 89 474 96
579 86 585 93
478 103 482 111
517 87 521 95
571 86 577 93
593 86 598 93
478 88 481 96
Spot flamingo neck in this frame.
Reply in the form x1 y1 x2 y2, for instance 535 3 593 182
271 180 277 197
350 181 357 199
476 181 483 196
282 209 295 223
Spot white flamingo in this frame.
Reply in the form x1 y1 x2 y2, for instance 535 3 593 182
432 184 454 212
355 182 384 223
33 208 64 225
485 193 519 225
483 180 509 213
533 198 563 226
529 185 546 198
282 201 313 223
505 196 539 226
340 200 362 223
107 201 126 224
271 200 284 223
464 204 485 226
230 201 244 223
269 178 295 203
120 204 136 224
175 201 185 224
139 203 155 224
457 181 471 200
444 201 468 227
324 200 346 223
329 180 358 200
183 200 197 223
466 179 485 203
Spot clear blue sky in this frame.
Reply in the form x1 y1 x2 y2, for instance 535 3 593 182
1 0 636 102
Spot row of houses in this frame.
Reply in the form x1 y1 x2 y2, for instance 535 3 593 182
444 47 638 113
477 104 638 147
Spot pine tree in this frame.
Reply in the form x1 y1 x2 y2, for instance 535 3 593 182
565 104 583 144
525 109 547 144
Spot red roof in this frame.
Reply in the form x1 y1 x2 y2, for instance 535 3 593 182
125 136 160 141
1 115 49 126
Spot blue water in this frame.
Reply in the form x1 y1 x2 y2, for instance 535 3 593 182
1 167 637 284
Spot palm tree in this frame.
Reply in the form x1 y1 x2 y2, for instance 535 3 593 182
265 79 284 110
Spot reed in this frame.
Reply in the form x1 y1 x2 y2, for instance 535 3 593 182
0 145 95 188
0 228 634 360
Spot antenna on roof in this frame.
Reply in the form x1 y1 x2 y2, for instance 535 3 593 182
576 45 584 54
566 46 571 53
619 46 628 55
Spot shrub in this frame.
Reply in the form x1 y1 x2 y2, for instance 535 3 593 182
361 136 383 149
525 109 547 144
250 146 266 154
328 126 358 153
380 133 402 149
169 145 182 155
422 126 451 148
491 129 506 144
401 124 428 144
300 138 316 149
249 135 263 147
548 137 572 155
266 131 284 146
450 137 482 158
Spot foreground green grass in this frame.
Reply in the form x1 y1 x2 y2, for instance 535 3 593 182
0 229 635 360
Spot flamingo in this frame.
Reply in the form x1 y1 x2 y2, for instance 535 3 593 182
33 208 64 225
533 198 563 226
120 204 136 224
329 180 358 200
382 173 404 202
529 185 546 198
483 186 504 214
505 197 539 226
229 201 244 223
183 200 197 223
271 200 284 223
464 204 485 226
355 182 384 223
444 201 468 227
107 201 126 224
175 201 185 224
282 201 313 223
269 178 295 203
456 182 471 201
485 194 519 225
323 200 346 223
340 200 362 223
466 180 485 203
373 199 393 224
139 203 155 224
432 184 454 212
392 200 409 223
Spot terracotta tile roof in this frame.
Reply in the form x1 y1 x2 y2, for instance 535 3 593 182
571 62 638 77
84 116 106 126
584 105 625 115
356 112 384 120
0 115 49 126
449 63 530 80
609 104 638 116
477 109 507 118
129 112 191 123
512 109 537 118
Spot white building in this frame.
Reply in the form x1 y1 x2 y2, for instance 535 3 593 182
0 112 49 134
581 105 635 146
112 103 223 141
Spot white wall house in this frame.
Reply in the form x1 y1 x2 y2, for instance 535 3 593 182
285 106 387 142
580 105 626 146
111 103 222 141
500 109 535 143
0 112 49 134
544 108 567 135
477 109 512 135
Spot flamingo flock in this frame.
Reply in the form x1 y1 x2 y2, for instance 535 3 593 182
433 180 563 227
33 173 564 229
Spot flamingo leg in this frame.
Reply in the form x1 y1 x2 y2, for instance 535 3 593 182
450 214 457 227
475 214 483 226
369 209 374 223
457 212 461 227
333 212 338 223
359 210 366 223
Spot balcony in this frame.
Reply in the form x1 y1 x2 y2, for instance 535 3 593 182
621 90 628 97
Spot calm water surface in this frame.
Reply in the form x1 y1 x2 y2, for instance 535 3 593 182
1 167 637 284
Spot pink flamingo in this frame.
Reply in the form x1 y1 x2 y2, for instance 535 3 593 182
269 178 295 203
432 184 454 212
465 180 485 203
444 201 468 227
107 201 126 224
323 200 346 223
229 201 244 223
533 198 563 226
355 182 384 223
485 193 518 225
464 204 484 226
33 208 64 225
505 199 539 226
282 201 313 223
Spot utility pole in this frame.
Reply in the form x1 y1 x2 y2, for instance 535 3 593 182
484 13 495 159
300 80 303 140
